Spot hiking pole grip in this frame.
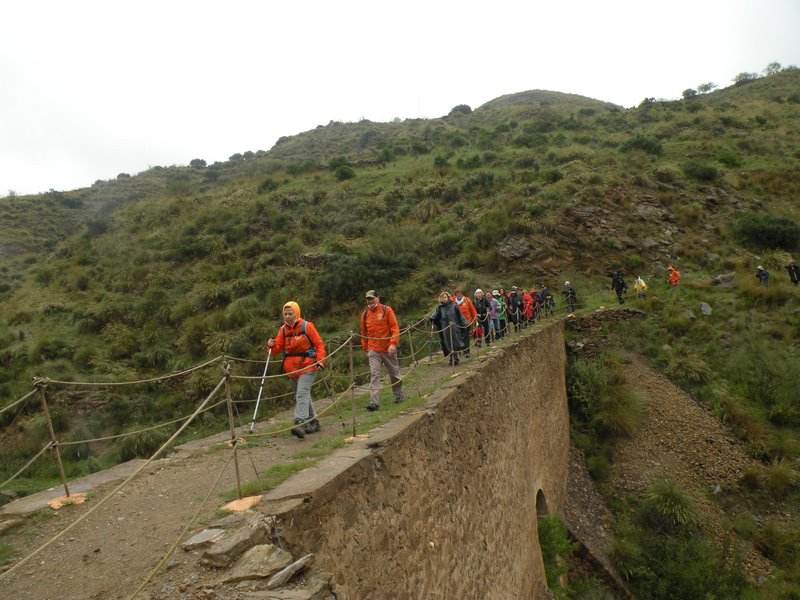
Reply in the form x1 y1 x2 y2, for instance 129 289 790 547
248 348 272 432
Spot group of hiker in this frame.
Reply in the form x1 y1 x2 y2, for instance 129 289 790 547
428 285 563 366
756 260 800 287
609 266 680 304
266 258 800 439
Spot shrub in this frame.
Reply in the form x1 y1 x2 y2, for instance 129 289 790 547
733 213 800 249
682 160 719 182
540 168 563 184
622 135 663 155
537 515 576 591
117 427 172 461
763 460 797 499
639 479 698 532
257 177 279 193
716 149 742 168
335 166 355 181
456 154 482 169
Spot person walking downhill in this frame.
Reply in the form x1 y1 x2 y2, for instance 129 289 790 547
787 259 800 286
755 265 770 288
267 301 326 439
453 289 477 358
430 292 468 365
360 290 403 411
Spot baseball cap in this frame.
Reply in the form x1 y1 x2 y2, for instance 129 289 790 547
365 290 377 299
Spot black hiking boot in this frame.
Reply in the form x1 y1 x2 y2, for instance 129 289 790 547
291 418 305 439
304 418 321 434
367 402 379 411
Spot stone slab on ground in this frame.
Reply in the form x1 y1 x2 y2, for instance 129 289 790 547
0 459 149 516
222 543 294 583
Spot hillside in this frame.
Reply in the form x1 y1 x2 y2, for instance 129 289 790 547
2 66 800 598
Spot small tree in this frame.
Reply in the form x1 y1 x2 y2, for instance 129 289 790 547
763 61 782 76
733 72 759 86
697 82 717 94
189 158 206 169
449 104 472 116
682 88 698 100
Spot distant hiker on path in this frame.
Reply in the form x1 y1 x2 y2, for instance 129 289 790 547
488 290 501 342
494 290 507 339
610 271 627 304
507 286 523 332
360 290 403 412
755 265 770 287
667 265 681 287
267 301 326 439
562 281 577 314
787 259 800 286
633 275 648 298
430 292 469 366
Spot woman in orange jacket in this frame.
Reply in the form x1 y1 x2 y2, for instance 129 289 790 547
267 301 326 439
453 289 477 358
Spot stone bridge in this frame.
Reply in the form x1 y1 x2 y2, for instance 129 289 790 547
261 321 569 598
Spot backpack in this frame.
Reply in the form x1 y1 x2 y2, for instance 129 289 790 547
361 304 387 334
280 320 316 373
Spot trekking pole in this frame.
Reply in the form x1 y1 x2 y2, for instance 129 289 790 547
248 348 272 433
428 323 434 363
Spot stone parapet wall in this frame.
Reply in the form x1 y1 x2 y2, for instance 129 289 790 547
268 322 569 599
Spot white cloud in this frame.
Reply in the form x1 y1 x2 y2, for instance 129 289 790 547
1 0 798 195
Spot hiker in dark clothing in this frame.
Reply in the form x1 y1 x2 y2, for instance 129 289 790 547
610 271 627 304
787 260 800 286
562 281 577 314
507 286 524 332
755 265 769 288
430 292 469 365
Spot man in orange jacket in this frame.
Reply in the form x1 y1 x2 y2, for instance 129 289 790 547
360 290 403 411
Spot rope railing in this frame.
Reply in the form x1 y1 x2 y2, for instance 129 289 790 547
41 355 225 387
0 388 38 416
0 442 53 491
0 375 226 583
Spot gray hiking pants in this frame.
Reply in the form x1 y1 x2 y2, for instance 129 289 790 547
290 372 317 421
367 350 403 405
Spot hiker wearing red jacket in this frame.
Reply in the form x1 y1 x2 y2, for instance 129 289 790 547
267 301 326 439
360 290 403 411
454 289 477 358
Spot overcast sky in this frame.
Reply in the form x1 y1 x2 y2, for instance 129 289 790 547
1 0 798 197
